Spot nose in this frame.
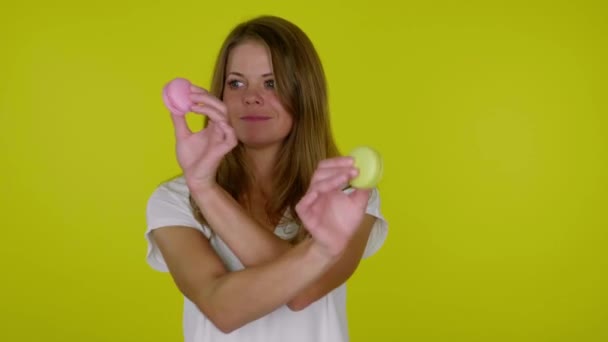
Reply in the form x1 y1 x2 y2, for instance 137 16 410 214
243 88 263 105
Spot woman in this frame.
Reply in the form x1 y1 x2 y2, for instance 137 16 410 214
145 15 388 342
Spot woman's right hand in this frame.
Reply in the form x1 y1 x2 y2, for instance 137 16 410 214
295 157 370 258
170 85 238 191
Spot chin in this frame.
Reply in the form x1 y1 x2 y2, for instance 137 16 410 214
240 140 281 150
237 135 285 150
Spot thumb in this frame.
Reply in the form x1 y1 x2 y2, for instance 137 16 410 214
349 188 371 210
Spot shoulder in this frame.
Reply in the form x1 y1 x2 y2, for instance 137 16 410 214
365 187 383 216
149 175 191 202
145 175 212 272
146 175 193 214
145 175 207 234
343 187 388 258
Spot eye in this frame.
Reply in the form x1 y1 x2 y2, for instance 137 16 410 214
264 79 275 89
227 79 243 89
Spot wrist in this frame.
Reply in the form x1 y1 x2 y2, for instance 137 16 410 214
186 177 220 194
304 238 342 266
188 181 238 219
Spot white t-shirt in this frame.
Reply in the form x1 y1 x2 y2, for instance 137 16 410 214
145 176 388 342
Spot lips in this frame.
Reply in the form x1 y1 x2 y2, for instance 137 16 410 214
240 115 271 121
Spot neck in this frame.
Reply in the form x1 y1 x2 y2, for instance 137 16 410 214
244 144 281 195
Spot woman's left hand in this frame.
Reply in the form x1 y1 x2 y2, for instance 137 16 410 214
295 156 371 258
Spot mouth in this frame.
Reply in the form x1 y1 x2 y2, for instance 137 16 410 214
240 115 272 121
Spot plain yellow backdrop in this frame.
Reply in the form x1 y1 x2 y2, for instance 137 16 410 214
1 0 607 341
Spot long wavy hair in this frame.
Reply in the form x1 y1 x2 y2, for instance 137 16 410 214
189 15 340 242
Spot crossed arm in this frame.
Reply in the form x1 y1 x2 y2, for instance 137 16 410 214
193 185 377 309
151 184 376 333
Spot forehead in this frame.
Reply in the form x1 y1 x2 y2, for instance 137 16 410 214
226 40 273 73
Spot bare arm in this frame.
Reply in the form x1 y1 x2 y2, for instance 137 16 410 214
192 184 292 267
191 185 378 310
151 226 335 333
190 157 379 311
286 214 376 310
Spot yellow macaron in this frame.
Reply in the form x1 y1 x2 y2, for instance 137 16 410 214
349 146 383 189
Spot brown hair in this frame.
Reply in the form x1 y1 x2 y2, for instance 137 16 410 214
189 15 340 242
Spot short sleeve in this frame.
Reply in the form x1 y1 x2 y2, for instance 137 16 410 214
361 188 388 259
144 177 211 272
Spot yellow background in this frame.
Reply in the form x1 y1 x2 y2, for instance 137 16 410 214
1 0 607 341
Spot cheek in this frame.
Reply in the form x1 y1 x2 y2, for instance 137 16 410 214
286 116 294 131
222 91 238 105
222 93 240 117
278 109 294 132
267 96 289 115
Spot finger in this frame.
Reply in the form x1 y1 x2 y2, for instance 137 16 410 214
191 104 227 123
206 125 230 160
317 156 355 169
207 122 237 156
170 113 192 139
190 84 208 94
213 121 234 147
207 120 223 143
311 166 357 184
190 93 227 115
311 173 350 194
218 121 238 149
296 190 319 217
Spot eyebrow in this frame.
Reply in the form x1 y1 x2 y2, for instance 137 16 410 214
227 72 274 77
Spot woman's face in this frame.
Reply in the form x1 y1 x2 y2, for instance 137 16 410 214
222 40 293 150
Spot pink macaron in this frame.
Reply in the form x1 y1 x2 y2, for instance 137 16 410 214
162 78 192 116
